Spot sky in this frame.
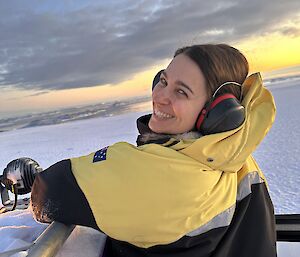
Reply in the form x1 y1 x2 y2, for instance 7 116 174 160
0 0 300 118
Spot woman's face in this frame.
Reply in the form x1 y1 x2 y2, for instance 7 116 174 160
149 54 208 134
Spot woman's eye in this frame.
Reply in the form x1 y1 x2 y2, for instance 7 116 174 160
177 89 188 97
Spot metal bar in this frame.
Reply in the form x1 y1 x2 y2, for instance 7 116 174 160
275 214 300 242
26 222 75 257
276 223 300 231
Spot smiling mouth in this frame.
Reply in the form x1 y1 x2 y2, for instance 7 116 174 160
153 109 175 119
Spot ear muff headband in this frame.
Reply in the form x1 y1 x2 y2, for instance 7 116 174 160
212 81 243 102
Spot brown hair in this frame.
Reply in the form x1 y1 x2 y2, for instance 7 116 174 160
174 44 249 100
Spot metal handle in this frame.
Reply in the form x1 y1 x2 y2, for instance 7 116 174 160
27 222 75 257
0 222 75 257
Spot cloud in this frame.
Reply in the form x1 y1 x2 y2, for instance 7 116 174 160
27 91 49 97
280 26 300 37
0 0 299 91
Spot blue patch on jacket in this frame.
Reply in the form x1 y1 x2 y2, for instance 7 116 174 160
93 146 108 163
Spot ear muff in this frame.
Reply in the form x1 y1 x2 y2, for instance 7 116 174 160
196 93 245 135
151 70 245 135
152 70 164 90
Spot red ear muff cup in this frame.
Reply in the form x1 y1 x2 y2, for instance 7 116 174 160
197 95 245 135
196 108 207 130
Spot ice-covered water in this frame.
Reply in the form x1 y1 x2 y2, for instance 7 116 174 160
253 80 300 214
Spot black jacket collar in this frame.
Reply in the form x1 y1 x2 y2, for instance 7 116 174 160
136 114 202 146
136 114 171 146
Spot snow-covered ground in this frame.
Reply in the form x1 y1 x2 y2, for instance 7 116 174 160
0 78 299 256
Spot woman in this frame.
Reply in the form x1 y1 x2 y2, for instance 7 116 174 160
30 44 277 257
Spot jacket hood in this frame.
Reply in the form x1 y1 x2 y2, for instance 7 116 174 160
137 73 276 173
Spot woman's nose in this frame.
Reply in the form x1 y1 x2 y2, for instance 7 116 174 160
153 86 172 105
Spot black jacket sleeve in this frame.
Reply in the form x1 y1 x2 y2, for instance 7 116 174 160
31 159 99 230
